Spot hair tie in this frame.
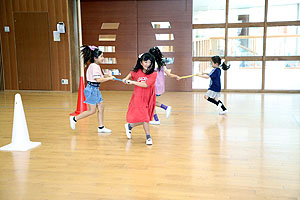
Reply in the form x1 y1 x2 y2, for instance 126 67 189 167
88 46 97 51
138 53 144 58
221 59 225 63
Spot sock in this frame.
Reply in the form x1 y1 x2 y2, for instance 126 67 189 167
146 134 151 139
207 97 218 106
160 104 168 110
218 100 227 111
128 123 132 130
73 116 77 122
98 126 104 129
153 114 159 121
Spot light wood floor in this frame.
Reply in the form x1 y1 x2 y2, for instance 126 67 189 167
0 91 300 200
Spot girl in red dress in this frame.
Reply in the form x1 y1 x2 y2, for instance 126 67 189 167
122 53 157 145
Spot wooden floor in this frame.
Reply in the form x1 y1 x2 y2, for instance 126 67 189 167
0 91 299 200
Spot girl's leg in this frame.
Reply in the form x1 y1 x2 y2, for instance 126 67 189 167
205 95 218 106
70 104 96 130
125 122 143 139
97 103 111 133
143 122 152 145
150 108 160 125
96 102 104 127
157 101 172 118
75 104 97 120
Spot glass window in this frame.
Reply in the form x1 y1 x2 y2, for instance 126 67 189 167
228 1 265 23
193 29 225 57
268 0 300 22
266 26 300 56
265 61 300 90
193 0 225 24
99 35 116 41
228 27 264 56
151 22 171 29
192 61 224 89
157 46 174 52
102 58 117 64
155 34 174 40
98 46 115 52
227 61 262 90
101 23 120 29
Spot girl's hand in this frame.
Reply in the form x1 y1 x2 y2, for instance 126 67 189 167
176 75 181 80
109 76 116 80
123 80 131 84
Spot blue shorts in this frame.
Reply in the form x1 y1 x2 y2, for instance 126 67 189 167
84 84 103 105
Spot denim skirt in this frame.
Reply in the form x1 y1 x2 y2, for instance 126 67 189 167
84 84 103 105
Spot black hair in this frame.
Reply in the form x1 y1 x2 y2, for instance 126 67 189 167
132 53 155 75
80 45 103 64
148 46 166 71
211 56 230 70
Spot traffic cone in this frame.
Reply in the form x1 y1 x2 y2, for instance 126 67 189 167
0 93 41 151
70 76 88 116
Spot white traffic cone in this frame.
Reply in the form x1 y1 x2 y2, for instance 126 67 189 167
0 93 41 151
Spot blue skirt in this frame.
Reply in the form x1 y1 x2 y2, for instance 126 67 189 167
84 84 103 105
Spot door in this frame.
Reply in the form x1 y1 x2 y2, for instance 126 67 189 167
14 13 51 90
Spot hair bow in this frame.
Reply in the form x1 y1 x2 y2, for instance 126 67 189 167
88 46 97 51
138 53 144 58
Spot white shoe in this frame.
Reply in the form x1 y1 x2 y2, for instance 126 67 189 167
70 116 76 130
166 106 172 118
125 123 132 139
98 127 112 133
149 120 160 125
146 138 152 145
219 110 228 115
216 102 222 111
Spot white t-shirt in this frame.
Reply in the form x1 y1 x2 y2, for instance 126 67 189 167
86 63 103 82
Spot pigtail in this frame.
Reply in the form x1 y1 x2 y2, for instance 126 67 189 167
221 62 230 71
81 45 93 65
80 45 103 65
149 47 165 71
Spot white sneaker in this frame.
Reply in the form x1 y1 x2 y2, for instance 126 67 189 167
216 102 222 111
219 110 228 115
98 127 112 133
146 138 152 145
166 106 172 118
70 116 77 130
149 120 160 125
125 123 132 139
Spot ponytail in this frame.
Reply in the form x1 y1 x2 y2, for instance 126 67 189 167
80 45 103 65
211 55 230 71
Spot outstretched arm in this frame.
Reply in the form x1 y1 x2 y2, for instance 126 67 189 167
125 80 148 88
196 73 210 79
122 73 132 82
164 66 180 80
95 76 115 82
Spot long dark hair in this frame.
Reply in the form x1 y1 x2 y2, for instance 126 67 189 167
81 45 103 64
132 53 155 75
211 56 230 70
149 46 165 71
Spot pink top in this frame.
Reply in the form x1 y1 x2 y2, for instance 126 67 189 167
155 65 165 95
86 63 103 82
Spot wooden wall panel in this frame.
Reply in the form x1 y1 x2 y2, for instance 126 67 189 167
48 0 70 91
81 0 138 91
137 0 193 92
0 0 72 91
12 0 48 12
0 0 18 90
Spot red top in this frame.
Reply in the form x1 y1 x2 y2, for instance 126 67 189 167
126 69 157 123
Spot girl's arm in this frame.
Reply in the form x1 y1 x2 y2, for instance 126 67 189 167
122 73 132 82
196 73 210 79
95 76 115 83
164 66 180 80
125 80 148 88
